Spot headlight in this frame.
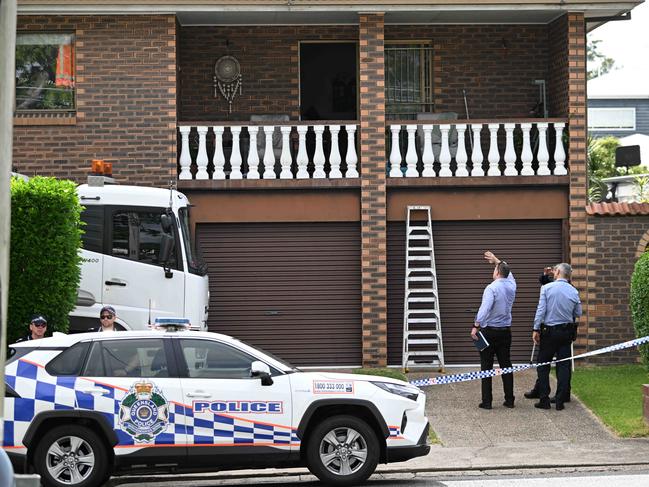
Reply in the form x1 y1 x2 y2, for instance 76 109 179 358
371 381 420 401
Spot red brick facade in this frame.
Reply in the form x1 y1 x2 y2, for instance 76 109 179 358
13 15 177 186
359 13 388 367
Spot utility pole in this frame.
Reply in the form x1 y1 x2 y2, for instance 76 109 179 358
0 0 18 451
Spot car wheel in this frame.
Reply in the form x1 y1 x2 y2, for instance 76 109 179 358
33 425 109 487
306 414 379 486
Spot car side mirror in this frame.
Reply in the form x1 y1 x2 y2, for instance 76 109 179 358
251 360 273 386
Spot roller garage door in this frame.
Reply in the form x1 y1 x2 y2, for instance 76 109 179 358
388 220 563 365
197 222 361 367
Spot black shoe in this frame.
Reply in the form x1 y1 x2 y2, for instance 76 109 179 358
503 400 515 409
534 400 551 410
550 396 571 404
555 402 565 411
478 402 492 410
524 390 540 399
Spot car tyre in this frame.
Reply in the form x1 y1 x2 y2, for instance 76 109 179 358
306 414 379 486
33 425 109 487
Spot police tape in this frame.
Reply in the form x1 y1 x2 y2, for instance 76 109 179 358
409 334 649 387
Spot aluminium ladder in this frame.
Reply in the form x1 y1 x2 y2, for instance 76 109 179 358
402 206 445 371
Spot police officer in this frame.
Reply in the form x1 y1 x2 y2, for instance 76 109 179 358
15 314 48 342
95 305 119 332
472 251 517 410
532 263 582 411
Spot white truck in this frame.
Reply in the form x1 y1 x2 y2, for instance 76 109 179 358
70 177 209 332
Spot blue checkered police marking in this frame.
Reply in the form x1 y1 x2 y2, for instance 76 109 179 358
410 334 649 387
3 359 299 450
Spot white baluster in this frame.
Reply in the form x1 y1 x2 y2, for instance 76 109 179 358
296 126 309 179
389 125 403 177
262 125 276 179
178 126 192 180
487 123 501 176
212 126 225 180
345 125 359 178
553 122 567 176
421 124 435 177
520 123 534 176
196 126 209 180
329 125 342 178
246 126 260 179
313 125 326 178
439 124 452 177
470 124 484 177
229 126 243 180
405 125 418 177
455 125 469 177
536 122 550 176
279 126 293 179
503 123 517 176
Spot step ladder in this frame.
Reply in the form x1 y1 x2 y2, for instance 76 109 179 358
402 206 445 371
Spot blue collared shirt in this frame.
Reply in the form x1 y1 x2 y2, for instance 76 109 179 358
475 273 517 328
533 278 582 330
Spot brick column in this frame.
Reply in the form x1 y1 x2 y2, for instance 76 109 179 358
359 13 387 367
566 13 589 354
644 385 649 426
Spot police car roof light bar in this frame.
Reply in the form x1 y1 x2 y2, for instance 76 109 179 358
154 317 191 332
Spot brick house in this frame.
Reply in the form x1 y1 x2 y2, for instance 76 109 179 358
12 0 645 367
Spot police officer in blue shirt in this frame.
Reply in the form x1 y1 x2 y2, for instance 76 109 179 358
471 251 517 410
532 263 582 411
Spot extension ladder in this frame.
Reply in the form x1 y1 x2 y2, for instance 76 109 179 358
402 206 445 370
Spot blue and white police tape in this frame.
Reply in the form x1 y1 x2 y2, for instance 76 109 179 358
409 334 649 387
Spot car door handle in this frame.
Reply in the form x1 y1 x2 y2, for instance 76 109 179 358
79 387 109 395
105 280 126 286
186 391 212 398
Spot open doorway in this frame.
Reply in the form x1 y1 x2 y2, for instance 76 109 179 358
300 42 357 121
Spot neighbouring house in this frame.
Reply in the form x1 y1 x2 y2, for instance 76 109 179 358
12 0 647 368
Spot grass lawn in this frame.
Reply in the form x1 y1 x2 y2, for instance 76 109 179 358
572 364 649 437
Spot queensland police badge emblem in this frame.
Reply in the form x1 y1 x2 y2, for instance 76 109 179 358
119 381 169 443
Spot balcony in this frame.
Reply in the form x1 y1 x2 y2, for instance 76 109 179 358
176 118 568 187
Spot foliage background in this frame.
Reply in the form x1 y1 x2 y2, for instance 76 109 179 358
8 177 82 343
630 251 649 368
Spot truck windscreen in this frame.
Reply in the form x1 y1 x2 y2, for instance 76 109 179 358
179 207 207 276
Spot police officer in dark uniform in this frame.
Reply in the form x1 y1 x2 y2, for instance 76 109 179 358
15 314 48 342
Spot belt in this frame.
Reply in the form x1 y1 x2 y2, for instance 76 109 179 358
483 326 511 331
541 323 574 331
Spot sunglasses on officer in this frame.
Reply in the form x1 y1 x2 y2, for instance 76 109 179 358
31 321 47 328
100 314 114 320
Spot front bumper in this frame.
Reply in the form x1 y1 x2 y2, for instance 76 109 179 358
385 422 431 463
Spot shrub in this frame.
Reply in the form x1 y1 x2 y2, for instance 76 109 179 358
630 251 649 369
8 177 82 343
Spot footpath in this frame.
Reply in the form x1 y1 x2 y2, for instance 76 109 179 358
111 369 649 485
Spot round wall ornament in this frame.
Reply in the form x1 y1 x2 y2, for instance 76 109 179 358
213 55 242 113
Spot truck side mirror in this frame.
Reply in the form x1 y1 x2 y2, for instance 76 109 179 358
250 360 273 386
161 213 173 233
159 234 175 278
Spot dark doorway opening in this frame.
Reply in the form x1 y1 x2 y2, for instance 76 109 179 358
300 42 357 121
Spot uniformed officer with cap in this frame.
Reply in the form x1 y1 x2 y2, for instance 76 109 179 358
15 314 48 342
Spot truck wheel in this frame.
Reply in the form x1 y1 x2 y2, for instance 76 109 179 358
306 414 379 486
33 425 109 487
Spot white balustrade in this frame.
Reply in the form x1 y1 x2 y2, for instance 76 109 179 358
176 120 568 181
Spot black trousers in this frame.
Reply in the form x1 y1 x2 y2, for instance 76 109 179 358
536 324 573 404
479 327 514 404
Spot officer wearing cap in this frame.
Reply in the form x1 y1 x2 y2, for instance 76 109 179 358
15 314 48 342
93 305 119 332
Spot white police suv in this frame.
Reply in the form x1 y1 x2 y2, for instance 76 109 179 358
3 324 430 487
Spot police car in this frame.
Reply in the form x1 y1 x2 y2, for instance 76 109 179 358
3 320 430 487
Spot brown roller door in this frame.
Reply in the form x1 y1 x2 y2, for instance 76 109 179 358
197 222 361 367
388 220 563 365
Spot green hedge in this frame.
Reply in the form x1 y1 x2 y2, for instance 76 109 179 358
8 177 82 343
630 251 649 368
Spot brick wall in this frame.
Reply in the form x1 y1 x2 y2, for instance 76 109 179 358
547 15 569 118
179 23 553 122
13 15 176 186
586 216 649 363
359 13 387 367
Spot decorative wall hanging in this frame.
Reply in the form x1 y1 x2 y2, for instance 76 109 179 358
213 55 242 113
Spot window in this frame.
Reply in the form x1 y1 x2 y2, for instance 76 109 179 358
111 209 177 269
80 206 104 253
385 43 434 120
588 107 636 131
83 339 169 378
179 339 257 379
179 207 207 276
46 342 90 376
15 33 75 111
